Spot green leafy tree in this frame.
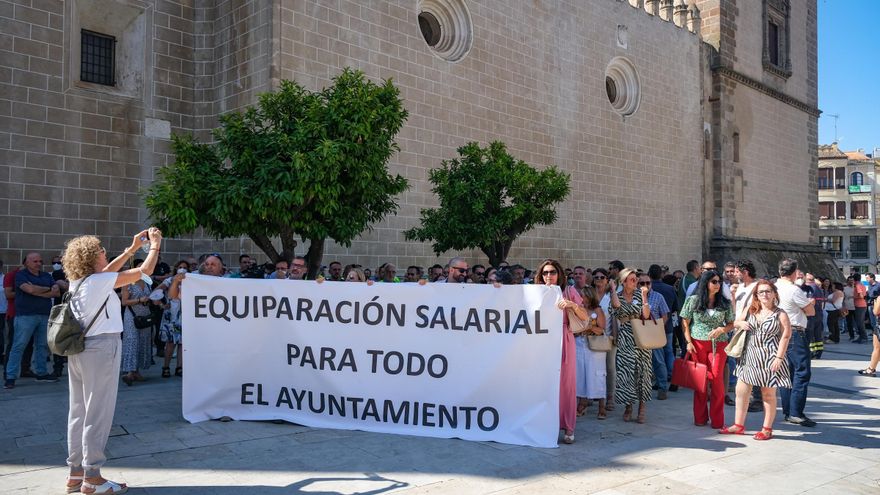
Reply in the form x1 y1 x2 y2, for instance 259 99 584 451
145 68 408 277
405 141 570 267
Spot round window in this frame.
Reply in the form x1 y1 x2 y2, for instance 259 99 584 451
605 77 618 105
418 12 441 47
417 0 473 62
604 57 641 116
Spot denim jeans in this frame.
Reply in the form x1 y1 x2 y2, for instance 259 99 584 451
852 307 867 341
651 334 674 389
780 327 811 419
5 314 49 379
0 314 6 363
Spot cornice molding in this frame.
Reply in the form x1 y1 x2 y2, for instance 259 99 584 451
715 66 820 118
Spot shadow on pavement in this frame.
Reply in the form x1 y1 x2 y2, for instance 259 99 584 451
131 473 409 495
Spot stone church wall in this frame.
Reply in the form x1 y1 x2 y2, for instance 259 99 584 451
0 0 709 272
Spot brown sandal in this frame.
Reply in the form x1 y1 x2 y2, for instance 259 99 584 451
623 405 632 422
597 410 607 420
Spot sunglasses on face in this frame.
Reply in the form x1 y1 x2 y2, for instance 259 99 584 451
452 266 468 273
542 269 558 276
638 281 651 287
593 275 607 280
757 290 773 295
709 279 721 285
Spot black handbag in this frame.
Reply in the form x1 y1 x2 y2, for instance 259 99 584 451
128 306 156 329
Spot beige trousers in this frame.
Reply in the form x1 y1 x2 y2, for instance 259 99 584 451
66 333 121 477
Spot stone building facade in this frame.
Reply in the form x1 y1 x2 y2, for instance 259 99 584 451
0 0 826 276
816 144 878 275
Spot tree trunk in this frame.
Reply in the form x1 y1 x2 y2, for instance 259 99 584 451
250 232 281 262
305 237 325 279
483 238 516 268
483 245 502 268
279 228 297 262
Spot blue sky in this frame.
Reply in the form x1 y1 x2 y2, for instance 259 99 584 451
818 0 880 154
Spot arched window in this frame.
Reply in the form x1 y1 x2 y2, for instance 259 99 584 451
851 172 864 186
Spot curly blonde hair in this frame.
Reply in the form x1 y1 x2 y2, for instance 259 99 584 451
62 235 103 280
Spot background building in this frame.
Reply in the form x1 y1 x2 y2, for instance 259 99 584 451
817 143 877 275
0 0 831 276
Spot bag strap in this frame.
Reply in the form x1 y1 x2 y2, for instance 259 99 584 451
83 295 110 335
71 275 110 336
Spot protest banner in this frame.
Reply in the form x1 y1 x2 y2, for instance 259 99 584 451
181 275 564 447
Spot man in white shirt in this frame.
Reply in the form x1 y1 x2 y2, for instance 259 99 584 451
775 258 816 427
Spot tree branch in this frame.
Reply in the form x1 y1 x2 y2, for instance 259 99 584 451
250 232 281 262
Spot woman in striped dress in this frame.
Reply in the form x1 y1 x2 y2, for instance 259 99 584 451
721 279 792 440
610 268 653 423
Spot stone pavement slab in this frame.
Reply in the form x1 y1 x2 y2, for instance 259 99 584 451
1 340 879 494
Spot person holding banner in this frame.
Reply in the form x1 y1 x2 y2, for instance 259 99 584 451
61 226 162 495
534 259 587 444
610 267 653 423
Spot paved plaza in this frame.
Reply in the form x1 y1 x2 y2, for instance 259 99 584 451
1 341 879 494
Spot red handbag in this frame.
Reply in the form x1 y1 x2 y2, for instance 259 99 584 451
671 352 708 395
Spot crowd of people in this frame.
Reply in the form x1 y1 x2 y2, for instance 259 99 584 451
2 228 880 492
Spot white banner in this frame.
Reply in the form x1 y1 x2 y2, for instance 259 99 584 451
181 275 564 448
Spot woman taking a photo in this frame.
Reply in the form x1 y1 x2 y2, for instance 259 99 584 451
610 267 653 423
680 270 734 429
62 227 162 494
535 259 587 444
722 280 792 440
120 258 153 386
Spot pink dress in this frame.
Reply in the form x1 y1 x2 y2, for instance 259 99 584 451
560 286 582 433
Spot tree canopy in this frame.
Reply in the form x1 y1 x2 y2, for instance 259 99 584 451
145 68 409 276
404 141 570 267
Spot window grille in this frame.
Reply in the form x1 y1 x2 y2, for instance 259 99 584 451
81 30 115 86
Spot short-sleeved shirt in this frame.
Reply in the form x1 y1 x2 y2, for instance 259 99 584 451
775 278 810 328
645 290 670 321
853 283 868 309
868 282 880 304
69 272 122 337
14 270 55 316
4 269 18 318
843 286 855 310
679 294 734 342
734 281 758 320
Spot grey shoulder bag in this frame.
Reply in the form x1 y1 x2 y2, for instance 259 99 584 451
47 277 110 357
